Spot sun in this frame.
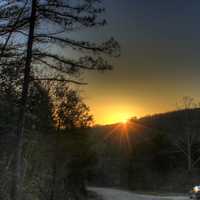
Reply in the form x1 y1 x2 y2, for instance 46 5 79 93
122 118 128 124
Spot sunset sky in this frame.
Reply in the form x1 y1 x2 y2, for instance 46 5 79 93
77 0 200 125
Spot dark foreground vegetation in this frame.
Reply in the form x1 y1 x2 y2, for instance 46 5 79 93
89 107 200 193
0 78 97 200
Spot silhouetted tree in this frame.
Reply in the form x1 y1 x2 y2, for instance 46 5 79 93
174 96 200 172
38 82 94 200
0 0 119 199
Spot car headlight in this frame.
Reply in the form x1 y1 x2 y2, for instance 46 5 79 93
194 186 200 193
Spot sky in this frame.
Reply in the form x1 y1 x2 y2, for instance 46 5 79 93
76 0 200 125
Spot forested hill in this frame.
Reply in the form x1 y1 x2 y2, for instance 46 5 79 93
89 108 200 192
139 108 200 134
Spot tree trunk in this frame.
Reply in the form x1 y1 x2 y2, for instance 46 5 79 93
50 134 59 200
11 1 37 200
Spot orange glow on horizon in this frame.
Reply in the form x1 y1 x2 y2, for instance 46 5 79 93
85 99 142 125
94 110 134 125
99 114 132 125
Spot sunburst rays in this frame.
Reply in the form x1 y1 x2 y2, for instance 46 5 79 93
103 122 131 151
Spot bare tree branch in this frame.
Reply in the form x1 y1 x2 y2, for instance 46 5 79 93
33 78 87 85
0 0 28 59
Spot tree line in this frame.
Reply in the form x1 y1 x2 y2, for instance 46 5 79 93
0 75 97 199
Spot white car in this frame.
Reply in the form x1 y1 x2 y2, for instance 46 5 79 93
190 186 200 200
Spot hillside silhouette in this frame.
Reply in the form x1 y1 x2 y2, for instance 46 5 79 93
89 108 200 192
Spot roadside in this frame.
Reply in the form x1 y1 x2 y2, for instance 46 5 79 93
88 187 188 200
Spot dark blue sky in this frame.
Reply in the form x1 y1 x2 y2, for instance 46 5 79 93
80 0 200 124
